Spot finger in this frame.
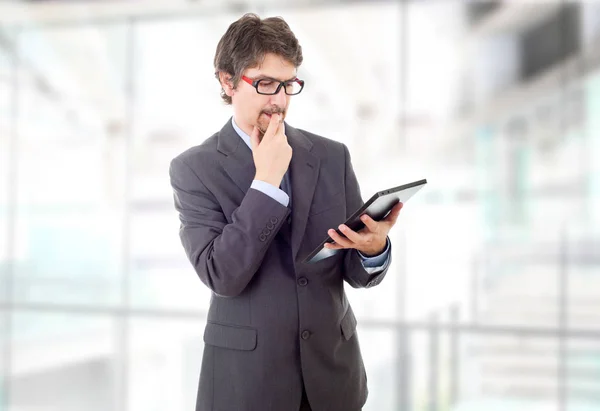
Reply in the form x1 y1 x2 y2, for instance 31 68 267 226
250 126 260 151
263 113 280 141
327 228 354 248
324 242 344 250
338 224 366 245
383 202 403 224
270 113 286 143
359 214 379 233
276 115 286 138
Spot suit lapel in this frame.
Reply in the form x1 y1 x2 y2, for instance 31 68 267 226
216 118 320 263
217 118 256 196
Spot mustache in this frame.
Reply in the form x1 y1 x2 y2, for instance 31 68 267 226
261 108 285 115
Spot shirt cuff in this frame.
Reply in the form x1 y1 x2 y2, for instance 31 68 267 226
251 180 290 207
358 237 391 273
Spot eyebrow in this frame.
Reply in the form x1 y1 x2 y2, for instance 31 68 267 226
256 75 298 82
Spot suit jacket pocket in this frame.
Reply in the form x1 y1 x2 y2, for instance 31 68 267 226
204 321 257 351
340 306 358 341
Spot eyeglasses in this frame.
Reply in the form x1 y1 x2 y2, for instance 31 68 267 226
241 75 305 95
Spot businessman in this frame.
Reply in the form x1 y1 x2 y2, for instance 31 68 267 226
169 13 403 411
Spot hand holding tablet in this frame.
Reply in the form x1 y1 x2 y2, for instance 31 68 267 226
303 178 427 263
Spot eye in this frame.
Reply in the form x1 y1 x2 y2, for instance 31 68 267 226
260 80 274 86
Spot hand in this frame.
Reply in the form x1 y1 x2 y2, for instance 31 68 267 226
324 202 404 256
251 113 292 188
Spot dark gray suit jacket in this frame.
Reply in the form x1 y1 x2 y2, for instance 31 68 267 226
169 118 391 411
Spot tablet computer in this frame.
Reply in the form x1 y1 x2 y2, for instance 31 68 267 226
302 178 427 263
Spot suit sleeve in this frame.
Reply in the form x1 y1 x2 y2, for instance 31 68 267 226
341 143 392 289
169 156 291 297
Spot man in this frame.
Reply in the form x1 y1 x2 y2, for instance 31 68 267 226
169 13 403 411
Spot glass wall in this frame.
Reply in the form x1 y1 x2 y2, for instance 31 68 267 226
12 23 129 307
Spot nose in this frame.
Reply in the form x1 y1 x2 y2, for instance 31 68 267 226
270 85 288 107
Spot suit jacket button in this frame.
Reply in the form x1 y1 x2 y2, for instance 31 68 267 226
259 234 267 242
297 277 308 287
267 222 275 230
270 217 278 224
301 330 311 340
262 228 271 236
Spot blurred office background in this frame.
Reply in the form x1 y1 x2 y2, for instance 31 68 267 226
1 0 600 410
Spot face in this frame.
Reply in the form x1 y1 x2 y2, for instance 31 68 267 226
220 53 297 137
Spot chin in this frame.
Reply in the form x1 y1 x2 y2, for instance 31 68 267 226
257 119 269 134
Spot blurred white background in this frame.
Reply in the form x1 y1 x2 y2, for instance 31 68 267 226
1 1 600 410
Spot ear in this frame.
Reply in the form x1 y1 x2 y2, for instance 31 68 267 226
218 72 235 97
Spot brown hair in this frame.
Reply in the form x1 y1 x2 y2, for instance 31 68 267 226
214 13 303 105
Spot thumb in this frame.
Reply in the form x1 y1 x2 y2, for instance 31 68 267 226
250 126 260 151
385 202 403 224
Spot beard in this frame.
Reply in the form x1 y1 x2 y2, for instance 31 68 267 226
257 107 285 135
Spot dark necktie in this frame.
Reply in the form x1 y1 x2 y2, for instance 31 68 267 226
280 170 291 201
280 170 292 225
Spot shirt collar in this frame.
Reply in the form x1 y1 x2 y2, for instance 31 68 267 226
231 116 285 151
